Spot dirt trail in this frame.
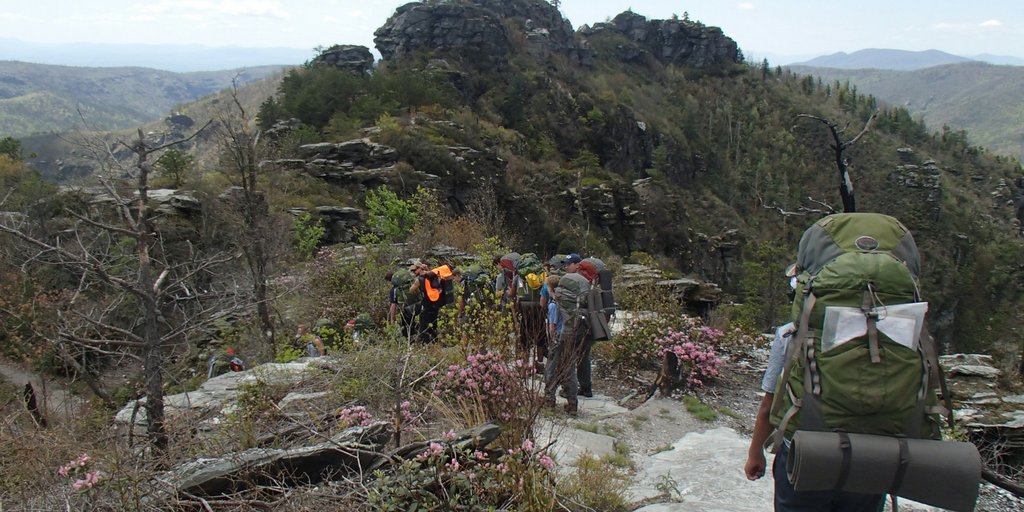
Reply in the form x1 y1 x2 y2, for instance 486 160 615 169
0 358 83 422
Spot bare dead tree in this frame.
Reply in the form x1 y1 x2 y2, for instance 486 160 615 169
215 80 287 352
0 122 254 455
795 111 878 213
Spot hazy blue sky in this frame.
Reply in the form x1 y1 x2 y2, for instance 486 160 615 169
3 0 1023 61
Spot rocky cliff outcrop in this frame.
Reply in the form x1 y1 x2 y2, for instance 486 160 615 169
373 0 590 69
311 44 375 74
580 11 741 69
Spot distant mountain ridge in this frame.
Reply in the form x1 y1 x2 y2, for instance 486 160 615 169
786 61 1024 161
793 48 975 70
0 61 289 139
0 38 313 72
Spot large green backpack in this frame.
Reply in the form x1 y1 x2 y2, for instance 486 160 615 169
769 213 947 449
554 272 590 317
461 264 492 304
515 253 544 302
391 268 420 306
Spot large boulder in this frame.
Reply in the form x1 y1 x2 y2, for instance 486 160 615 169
373 0 590 69
580 11 742 69
311 44 375 74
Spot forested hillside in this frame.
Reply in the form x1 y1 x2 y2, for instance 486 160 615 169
0 61 289 137
6 1 1023 357
787 61 1024 162
254 6 1024 356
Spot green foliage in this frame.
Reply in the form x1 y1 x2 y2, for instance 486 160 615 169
364 185 418 242
734 240 791 331
602 442 632 469
599 313 669 375
274 123 322 156
333 376 370 402
229 378 290 447
274 344 306 363
683 395 719 422
258 66 455 133
0 156 57 213
570 149 601 174
556 452 632 512
311 241 401 327
0 136 22 161
154 148 194 187
292 211 325 260
791 62 1024 161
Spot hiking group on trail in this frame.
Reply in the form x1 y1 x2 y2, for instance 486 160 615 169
199 212 994 510
384 251 615 415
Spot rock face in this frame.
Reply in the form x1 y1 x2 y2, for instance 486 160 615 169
271 138 439 189
311 44 375 74
580 11 742 69
289 205 362 245
617 263 722 317
939 354 1024 480
373 0 590 68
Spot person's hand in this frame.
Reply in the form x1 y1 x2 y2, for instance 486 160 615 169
744 451 767 481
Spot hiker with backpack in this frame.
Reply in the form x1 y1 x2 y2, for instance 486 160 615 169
295 323 326 357
207 347 245 378
458 263 492 317
744 213 979 512
409 261 447 343
562 253 614 398
511 252 547 371
493 252 520 311
543 271 593 415
388 268 421 339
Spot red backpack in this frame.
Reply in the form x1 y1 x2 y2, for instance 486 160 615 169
577 261 599 283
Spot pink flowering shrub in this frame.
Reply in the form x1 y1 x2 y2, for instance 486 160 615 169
57 453 102 492
430 352 532 424
600 313 669 374
338 405 376 427
395 400 422 431
655 317 724 389
369 436 557 510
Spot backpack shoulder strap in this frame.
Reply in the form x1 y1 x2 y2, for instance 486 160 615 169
920 327 953 429
768 291 817 453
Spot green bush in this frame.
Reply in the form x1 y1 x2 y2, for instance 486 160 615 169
292 211 325 260
556 452 632 512
364 185 418 242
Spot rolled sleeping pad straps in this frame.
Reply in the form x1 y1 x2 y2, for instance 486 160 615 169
787 430 981 512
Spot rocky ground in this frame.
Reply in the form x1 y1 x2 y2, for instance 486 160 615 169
7 339 1023 510
536 348 1024 511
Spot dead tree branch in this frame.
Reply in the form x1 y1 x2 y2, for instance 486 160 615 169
795 111 878 213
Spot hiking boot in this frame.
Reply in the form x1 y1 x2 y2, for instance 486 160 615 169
564 400 579 416
578 388 593 398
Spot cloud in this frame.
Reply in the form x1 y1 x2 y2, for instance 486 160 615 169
737 2 755 9
930 19 1005 34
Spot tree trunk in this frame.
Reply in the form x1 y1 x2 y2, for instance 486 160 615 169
135 130 168 453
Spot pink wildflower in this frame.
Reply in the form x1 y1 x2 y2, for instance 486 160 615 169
521 439 535 452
